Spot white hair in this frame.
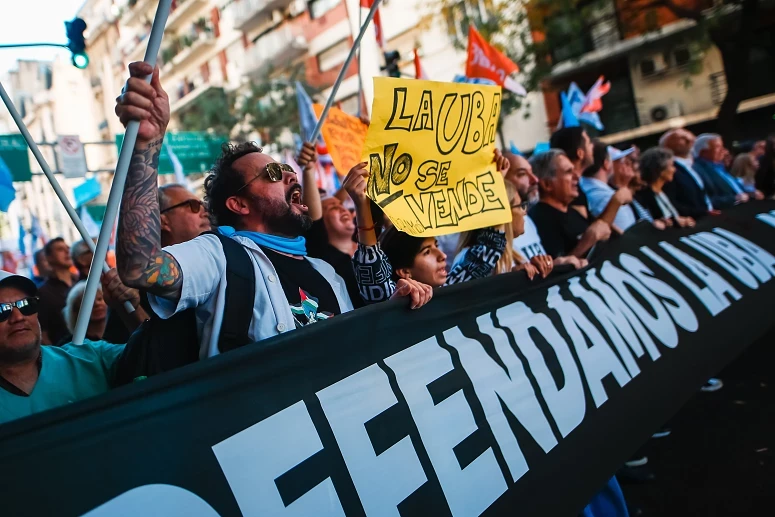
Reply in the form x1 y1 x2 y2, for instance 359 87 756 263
62 280 102 334
693 133 721 158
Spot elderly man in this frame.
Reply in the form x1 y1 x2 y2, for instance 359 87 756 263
0 270 124 424
528 149 611 259
550 127 595 219
70 239 94 281
692 133 763 208
114 63 428 360
158 183 212 246
660 128 715 218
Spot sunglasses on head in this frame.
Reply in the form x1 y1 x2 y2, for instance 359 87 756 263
236 163 296 193
160 199 204 214
0 297 39 323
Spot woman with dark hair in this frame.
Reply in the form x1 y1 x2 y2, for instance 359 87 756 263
755 136 775 198
635 148 696 228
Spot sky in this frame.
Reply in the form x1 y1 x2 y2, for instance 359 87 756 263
1 0 87 77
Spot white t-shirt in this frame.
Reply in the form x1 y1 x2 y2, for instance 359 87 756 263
148 234 354 360
513 216 547 261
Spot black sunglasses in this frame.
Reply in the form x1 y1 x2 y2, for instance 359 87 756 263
161 199 204 214
0 297 39 323
236 163 296 193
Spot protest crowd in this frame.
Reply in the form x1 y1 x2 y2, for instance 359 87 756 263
0 57 774 517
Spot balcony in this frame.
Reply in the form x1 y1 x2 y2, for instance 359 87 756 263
161 21 216 74
122 0 155 27
229 0 295 32
122 27 151 63
243 25 308 77
170 76 221 114
166 0 208 32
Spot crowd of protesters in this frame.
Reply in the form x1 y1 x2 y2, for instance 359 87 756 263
0 61 774 515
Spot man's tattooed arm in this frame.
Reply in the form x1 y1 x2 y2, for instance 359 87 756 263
116 138 183 299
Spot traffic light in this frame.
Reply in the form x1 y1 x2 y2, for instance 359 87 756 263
383 50 401 78
65 17 89 69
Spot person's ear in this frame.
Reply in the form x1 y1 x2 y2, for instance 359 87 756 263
396 268 412 280
225 195 250 217
538 177 554 194
160 213 172 233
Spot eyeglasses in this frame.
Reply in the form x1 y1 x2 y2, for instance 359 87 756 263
0 297 39 323
236 163 296 193
512 201 530 212
160 199 204 214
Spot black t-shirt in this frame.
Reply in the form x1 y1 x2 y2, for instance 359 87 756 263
305 218 364 309
570 190 589 219
262 247 342 328
38 275 78 345
529 202 590 258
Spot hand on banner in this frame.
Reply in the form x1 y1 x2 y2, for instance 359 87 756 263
514 261 538 280
529 254 554 278
554 256 588 269
297 142 317 172
494 149 510 177
587 219 612 242
652 219 667 230
343 162 369 207
101 268 141 309
753 190 765 201
676 216 696 228
735 193 750 204
115 62 170 147
390 278 433 309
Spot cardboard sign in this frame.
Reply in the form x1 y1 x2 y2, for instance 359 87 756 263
363 77 511 237
312 104 368 176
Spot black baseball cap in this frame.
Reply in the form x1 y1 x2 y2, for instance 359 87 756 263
0 270 38 297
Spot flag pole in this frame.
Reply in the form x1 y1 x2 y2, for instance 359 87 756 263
356 2 364 118
72 0 173 345
311 0 382 142
0 81 135 314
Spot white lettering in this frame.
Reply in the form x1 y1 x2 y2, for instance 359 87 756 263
713 228 775 276
212 401 345 517
546 286 631 407
385 337 507 517
84 485 220 517
317 365 427 516
495 301 585 438
444 317 557 484
681 235 759 289
601 259 678 349
660 242 741 308
621 253 698 333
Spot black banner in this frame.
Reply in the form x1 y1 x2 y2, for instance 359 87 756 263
2 203 775 517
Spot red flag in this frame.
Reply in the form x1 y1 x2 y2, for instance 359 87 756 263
360 0 385 48
466 27 520 88
414 49 427 79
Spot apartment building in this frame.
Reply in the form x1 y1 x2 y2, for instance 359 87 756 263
531 0 775 145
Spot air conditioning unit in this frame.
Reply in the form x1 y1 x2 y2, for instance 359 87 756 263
639 52 669 78
646 99 684 123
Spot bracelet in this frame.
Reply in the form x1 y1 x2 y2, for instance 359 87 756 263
358 224 375 232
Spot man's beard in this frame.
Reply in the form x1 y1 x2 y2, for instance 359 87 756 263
252 192 312 237
0 338 40 365
521 186 540 207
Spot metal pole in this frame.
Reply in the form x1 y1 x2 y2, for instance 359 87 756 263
0 81 134 314
0 43 69 49
72 0 173 345
310 0 382 142
356 2 364 118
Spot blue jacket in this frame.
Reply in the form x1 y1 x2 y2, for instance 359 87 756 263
692 158 739 209
663 161 712 218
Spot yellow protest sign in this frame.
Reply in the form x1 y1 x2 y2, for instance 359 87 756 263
313 104 368 176
362 77 511 237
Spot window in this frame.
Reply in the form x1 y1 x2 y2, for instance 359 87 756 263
317 39 350 72
673 47 691 67
309 0 339 19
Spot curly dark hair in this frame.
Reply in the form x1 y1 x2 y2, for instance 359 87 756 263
203 141 263 227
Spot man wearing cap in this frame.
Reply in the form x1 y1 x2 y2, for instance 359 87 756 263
0 271 124 425
579 141 636 233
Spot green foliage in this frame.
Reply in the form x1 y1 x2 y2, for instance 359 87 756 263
178 88 238 136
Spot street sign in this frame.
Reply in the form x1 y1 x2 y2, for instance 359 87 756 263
115 131 227 175
57 135 87 178
0 134 32 182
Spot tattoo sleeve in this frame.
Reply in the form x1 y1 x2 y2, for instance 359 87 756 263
117 138 183 299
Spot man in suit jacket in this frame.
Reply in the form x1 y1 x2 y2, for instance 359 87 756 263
692 133 759 209
659 129 715 218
